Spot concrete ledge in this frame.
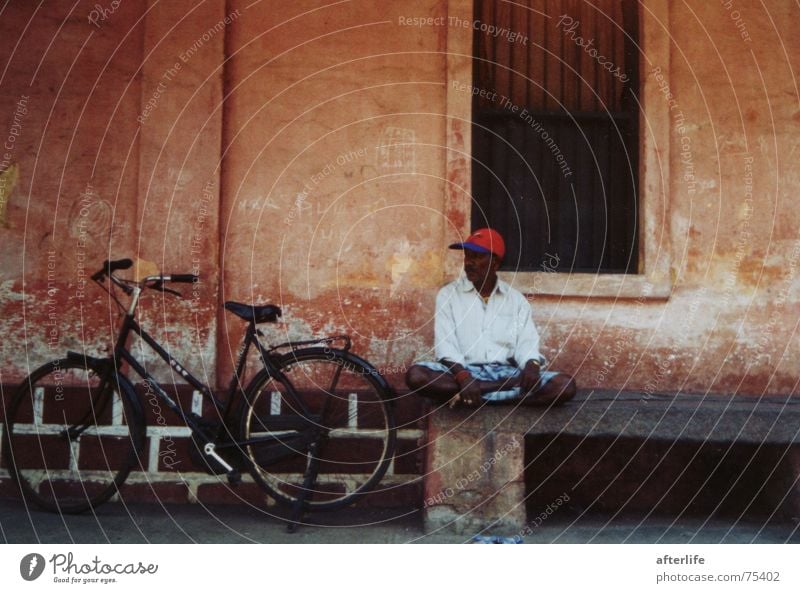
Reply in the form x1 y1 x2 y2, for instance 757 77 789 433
423 390 800 534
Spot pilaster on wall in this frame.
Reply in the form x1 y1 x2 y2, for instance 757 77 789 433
444 0 475 280
137 1 225 383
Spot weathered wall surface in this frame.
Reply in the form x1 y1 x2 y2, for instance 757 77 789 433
554 0 800 396
0 0 223 385
0 0 145 373
218 0 449 387
1 1 798 398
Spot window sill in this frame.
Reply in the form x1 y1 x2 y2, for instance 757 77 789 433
498 270 672 299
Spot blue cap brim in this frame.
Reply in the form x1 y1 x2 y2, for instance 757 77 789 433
448 242 492 254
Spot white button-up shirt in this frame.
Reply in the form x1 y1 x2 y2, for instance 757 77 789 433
434 275 544 368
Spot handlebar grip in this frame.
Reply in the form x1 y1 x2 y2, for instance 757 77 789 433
169 274 198 283
91 258 133 281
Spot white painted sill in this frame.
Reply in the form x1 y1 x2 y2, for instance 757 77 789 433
498 270 672 299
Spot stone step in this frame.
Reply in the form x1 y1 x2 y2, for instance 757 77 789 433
423 390 800 534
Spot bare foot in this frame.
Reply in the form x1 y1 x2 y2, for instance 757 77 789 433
447 393 483 409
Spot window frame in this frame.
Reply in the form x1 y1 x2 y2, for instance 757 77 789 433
444 0 672 298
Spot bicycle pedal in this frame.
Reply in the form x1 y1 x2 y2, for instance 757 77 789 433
227 470 242 486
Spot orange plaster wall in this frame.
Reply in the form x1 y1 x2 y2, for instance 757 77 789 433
550 0 800 395
1 0 798 398
0 0 145 377
0 0 223 383
218 0 450 385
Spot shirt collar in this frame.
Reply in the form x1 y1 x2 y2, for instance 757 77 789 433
456 274 509 296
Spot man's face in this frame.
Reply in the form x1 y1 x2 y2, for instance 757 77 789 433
463 249 499 286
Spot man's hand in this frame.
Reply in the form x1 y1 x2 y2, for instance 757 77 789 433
520 359 542 393
448 366 482 408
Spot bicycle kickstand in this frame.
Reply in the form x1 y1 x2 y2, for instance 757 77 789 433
287 441 321 533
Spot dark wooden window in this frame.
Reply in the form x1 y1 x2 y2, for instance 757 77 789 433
471 0 639 273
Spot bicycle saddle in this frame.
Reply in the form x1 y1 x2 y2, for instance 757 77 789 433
224 301 282 324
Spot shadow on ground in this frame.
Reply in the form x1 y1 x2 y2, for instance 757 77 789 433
1 499 797 544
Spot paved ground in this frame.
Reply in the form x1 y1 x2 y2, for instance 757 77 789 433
1 499 797 544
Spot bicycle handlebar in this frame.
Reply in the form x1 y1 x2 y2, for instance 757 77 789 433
167 274 198 284
90 259 200 312
91 258 133 281
92 259 199 291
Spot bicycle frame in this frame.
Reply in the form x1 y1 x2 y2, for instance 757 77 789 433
68 269 364 479
90 284 316 458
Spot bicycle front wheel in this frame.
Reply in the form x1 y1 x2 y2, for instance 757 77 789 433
2 358 145 514
241 347 396 510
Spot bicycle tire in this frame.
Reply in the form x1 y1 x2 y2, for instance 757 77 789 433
240 347 396 510
2 357 146 514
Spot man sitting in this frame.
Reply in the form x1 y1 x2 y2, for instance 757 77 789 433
406 228 576 408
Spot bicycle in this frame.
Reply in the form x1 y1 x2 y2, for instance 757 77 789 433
2 258 396 530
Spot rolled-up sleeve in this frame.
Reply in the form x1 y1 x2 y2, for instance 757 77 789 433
512 296 545 368
434 286 466 366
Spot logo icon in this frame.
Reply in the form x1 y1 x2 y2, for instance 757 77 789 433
20 553 46 581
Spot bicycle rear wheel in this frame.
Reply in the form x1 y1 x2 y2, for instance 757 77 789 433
241 347 396 510
2 358 145 514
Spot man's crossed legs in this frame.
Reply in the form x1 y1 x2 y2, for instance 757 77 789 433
406 361 576 408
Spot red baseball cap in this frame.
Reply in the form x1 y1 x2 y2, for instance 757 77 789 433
449 228 506 259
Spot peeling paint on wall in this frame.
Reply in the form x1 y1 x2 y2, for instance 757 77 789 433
0 163 19 227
